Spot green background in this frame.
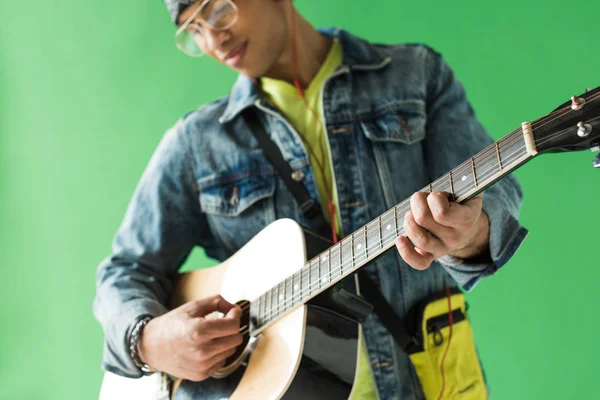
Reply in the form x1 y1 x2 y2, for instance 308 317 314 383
1 0 598 399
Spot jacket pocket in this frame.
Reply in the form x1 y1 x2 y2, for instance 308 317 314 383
199 173 276 217
359 99 426 144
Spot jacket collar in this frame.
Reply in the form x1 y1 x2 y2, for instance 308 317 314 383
219 28 390 123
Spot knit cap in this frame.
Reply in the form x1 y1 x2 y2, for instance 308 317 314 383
164 0 196 24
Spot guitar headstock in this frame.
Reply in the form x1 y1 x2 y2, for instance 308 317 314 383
533 86 600 155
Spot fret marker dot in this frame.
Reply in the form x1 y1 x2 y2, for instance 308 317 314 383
357 244 362 250
279 294 283 300
461 175 467 181
386 224 391 230
322 277 328 283
321 255 327 261
294 284 298 291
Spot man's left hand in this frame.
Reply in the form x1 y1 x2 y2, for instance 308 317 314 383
395 191 490 270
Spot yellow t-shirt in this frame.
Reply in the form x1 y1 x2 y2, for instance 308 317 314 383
261 39 378 400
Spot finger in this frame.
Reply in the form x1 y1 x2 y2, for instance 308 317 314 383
185 295 238 318
225 306 241 320
410 192 454 237
188 348 235 382
205 333 244 357
195 316 242 339
427 191 478 230
403 211 446 256
395 235 434 271
203 354 233 379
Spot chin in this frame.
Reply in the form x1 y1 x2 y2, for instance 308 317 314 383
237 46 277 78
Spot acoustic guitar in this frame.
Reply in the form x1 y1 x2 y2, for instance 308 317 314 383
99 87 600 400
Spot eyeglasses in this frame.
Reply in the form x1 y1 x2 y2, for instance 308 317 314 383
174 0 239 57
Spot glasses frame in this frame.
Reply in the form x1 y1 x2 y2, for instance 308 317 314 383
174 0 239 58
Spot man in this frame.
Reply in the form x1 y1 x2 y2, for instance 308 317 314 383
94 0 527 398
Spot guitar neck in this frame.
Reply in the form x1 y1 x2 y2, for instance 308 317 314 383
250 125 535 334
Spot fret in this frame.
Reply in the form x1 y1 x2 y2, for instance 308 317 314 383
340 236 353 275
351 234 355 269
429 183 433 192
317 253 322 287
271 288 275 320
449 170 455 198
499 132 527 170
313 258 319 289
275 283 280 317
285 275 294 310
471 157 478 187
381 210 395 246
366 220 380 258
265 289 271 323
452 160 474 199
279 282 285 316
291 271 298 306
473 144 502 189
364 226 368 259
255 295 262 327
431 175 451 193
352 230 367 267
496 142 503 171
393 206 399 237
395 203 408 237
258 293 264 325
323 249 331 285
309 257 319 292
306 264 311 298
378 216 383 249
300 267 308 302
330 243 341 279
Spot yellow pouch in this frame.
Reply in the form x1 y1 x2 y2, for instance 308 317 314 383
407 291 487 400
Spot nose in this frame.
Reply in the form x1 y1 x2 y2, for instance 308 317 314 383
202 27 232 52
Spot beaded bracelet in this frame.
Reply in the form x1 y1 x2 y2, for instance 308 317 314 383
129 315 154 373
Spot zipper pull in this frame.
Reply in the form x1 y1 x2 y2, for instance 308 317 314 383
431 324 444 347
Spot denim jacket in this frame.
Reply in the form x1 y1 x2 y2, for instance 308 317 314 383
94 28 527 399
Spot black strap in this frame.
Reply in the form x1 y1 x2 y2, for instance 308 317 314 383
243 107 418 351
357 271 418 351
242 109 331 238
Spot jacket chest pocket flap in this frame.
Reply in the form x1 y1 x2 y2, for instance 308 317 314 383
199 174 275 217
360 99 426 144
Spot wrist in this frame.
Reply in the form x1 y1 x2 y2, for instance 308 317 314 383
129 315 155 373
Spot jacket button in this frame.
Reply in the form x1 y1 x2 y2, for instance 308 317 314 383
291 170 305 182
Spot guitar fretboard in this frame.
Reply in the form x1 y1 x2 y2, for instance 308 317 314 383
249 128 531 334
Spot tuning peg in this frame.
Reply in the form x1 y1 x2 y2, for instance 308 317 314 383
577 122 592 137
594 153 600 168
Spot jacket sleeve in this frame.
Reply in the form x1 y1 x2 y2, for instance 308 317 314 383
93 120 214 377
422 48 529 291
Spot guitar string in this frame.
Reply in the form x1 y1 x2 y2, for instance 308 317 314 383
237 100 600 320
236 95 600 321
238 116 600 328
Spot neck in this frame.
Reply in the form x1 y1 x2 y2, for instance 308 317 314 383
263 7 333 87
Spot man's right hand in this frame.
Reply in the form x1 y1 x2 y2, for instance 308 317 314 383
138 294 243 381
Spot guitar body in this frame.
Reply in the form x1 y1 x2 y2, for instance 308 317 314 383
99 219 362 400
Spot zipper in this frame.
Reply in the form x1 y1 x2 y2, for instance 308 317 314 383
426 308 465 347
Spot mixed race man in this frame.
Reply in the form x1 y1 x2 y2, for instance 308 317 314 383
94 0 528 398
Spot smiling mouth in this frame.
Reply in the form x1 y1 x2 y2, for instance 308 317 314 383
224 41 248 67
